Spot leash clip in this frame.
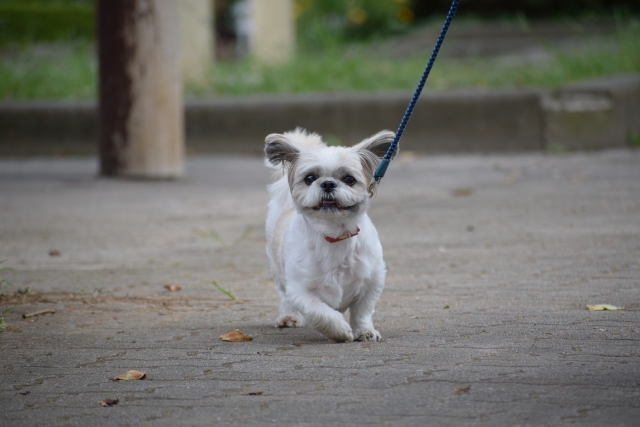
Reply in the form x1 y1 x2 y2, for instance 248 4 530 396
374 158 391 181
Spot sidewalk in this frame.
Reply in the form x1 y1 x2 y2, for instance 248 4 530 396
1 149 639 426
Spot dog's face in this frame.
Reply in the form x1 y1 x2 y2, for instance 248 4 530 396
265 129 396 219
291 146 370 218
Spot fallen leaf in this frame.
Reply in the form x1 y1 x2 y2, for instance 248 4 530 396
164 284 181 292
112 370 146 381
455 385 471 395
451 187 475 197
243 391 263 396
98 398 119 407
586 304 623 311
220 329 253 342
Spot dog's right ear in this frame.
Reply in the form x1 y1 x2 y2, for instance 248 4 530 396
265 134 300 166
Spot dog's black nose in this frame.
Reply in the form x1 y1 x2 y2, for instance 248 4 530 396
320 181 336 192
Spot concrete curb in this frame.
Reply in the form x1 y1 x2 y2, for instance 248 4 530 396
0 100 97 156
543 74 640 150
186 89 544 154
0 74 638 156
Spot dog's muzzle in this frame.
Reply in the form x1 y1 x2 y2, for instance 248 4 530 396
313 198 353 211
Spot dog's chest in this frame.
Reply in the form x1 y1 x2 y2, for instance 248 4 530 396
313 249 368 310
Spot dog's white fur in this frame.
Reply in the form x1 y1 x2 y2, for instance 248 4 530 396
264 128 396 342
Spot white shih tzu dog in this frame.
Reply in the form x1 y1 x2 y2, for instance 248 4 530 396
264 128 397 342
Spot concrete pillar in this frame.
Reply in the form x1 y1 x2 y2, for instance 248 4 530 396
250 0 294 63
180 0 213 87
98 0 184 178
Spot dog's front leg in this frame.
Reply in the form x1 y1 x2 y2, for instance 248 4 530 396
349 272 385 342
275 295 305 328
287 289 354 342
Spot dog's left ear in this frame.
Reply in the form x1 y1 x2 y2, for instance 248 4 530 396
353 130 396 160
353 130 396 196
265 134 300 166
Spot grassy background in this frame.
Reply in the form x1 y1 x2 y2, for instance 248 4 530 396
0 18 638 100
207 18 640 95
0 0 638 100
0 43 95 99
0 0 94 46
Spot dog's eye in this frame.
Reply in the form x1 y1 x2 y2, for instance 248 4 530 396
342 175 356 186
304 175 317 185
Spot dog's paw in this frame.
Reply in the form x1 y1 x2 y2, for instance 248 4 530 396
275 314 304 328
322 319 354 343
353 328 381 342
329 328 354 343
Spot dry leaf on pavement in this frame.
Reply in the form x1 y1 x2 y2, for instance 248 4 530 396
586 304 623 311
451 187 475 197
455 385 471 395
98 398 119 407
112 370 146 381
220 329 253 342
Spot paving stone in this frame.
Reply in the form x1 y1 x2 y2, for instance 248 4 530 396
0 150 639 426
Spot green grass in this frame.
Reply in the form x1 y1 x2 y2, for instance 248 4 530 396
0 19 638 100
0 42 95 99
210 280 239 302
0 2 94 46
206 18 640 95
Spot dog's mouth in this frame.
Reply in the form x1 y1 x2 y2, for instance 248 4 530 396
313 198 354 211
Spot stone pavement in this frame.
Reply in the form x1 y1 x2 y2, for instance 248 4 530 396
0 149 639 426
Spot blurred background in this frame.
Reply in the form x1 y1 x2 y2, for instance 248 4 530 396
0 0 638 100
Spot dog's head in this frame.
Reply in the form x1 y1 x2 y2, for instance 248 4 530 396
265 128 396 218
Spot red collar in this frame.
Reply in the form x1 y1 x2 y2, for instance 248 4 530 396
324 227 360 243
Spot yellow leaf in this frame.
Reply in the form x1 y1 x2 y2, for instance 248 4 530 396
455 384 471 395
451 187 475 197
220 329 253 342
112 370 147 381
586 304 623 311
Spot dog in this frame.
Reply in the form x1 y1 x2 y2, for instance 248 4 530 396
264 128 397 342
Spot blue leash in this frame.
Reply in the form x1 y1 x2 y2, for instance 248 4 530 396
374 0 460 181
